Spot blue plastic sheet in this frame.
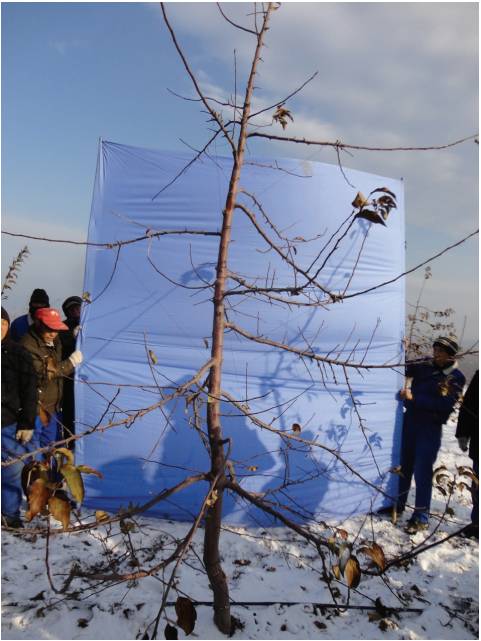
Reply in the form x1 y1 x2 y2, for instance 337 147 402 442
76 140 405 525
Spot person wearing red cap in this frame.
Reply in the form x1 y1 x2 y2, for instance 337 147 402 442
20 308 83 451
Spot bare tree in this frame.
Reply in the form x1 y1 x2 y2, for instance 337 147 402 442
2 3 478 639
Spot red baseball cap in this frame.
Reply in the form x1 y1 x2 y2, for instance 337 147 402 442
35 307 69 331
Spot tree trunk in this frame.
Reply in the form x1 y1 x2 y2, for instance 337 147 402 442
203 5 274 634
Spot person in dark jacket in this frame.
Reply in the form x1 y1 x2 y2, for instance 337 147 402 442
20 308 83 451
1 307 38 528
59 296 82 446
397 337 465 533
10 288 50 342
456 370 478 539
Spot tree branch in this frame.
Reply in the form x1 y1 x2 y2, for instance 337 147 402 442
247 132 479 151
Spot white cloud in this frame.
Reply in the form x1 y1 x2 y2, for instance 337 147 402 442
49 38 89 55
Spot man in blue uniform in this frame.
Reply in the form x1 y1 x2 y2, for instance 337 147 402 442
398 337 465 533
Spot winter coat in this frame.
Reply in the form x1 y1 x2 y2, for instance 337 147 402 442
1 337 38 431
456 370 478 461
59 318 78 360
404 360 466 428
20 326 74 416
10 313 32 342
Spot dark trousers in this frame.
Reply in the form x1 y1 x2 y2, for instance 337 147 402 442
398 417 442 522
471 456 479 527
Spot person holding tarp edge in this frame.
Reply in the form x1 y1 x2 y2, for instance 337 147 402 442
59 296 82 447
394 337 465 533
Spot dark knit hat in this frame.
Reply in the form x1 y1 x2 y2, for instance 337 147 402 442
30 288 50 306
1 307 10 325
433 336 459 357
62 296 82 316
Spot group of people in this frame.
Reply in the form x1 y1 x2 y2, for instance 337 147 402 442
1 292 478 539
1 289 83 527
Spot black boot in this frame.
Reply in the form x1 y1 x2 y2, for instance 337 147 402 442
1 514 24 529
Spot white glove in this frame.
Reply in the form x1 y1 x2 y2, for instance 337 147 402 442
16 429 34 444
73 325 81 338
457 436 469 452
69 350 83 367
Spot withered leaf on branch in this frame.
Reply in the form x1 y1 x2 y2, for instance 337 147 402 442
76 465 103 478
48 495 71 530
26 479 51 521
60 464 85 504
21 461 49 495
273 104 294 130
332 564 341 580
164 624 178 640
369 187 397 199
95 510 110 522
54 447 75 465
148 349 158 365
457 466 479 485
358 542 386 571
343 556 361 589
351 192 368 208
435 473 450 485
433 465 448 475
354 210 386 226
292 423 302 433
175 596 197 635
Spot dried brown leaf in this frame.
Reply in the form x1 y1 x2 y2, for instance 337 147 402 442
344 556 361 589
26 479 51 521
351 192 368 208
48 495 71 530
359 543 386 571
355 210 386 226
175 596 197 635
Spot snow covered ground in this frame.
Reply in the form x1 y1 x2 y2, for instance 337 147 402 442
2 423 478 640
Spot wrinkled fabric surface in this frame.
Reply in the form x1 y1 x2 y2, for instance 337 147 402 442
76 141 406 525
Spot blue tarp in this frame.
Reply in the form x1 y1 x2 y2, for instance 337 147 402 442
76 140 405 525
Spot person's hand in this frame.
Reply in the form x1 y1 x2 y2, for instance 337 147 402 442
16 429 33 444
457 436 469 452
399 388 413 401
69 350 83 367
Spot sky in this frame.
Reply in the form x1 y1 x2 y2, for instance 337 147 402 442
1 2 479 346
